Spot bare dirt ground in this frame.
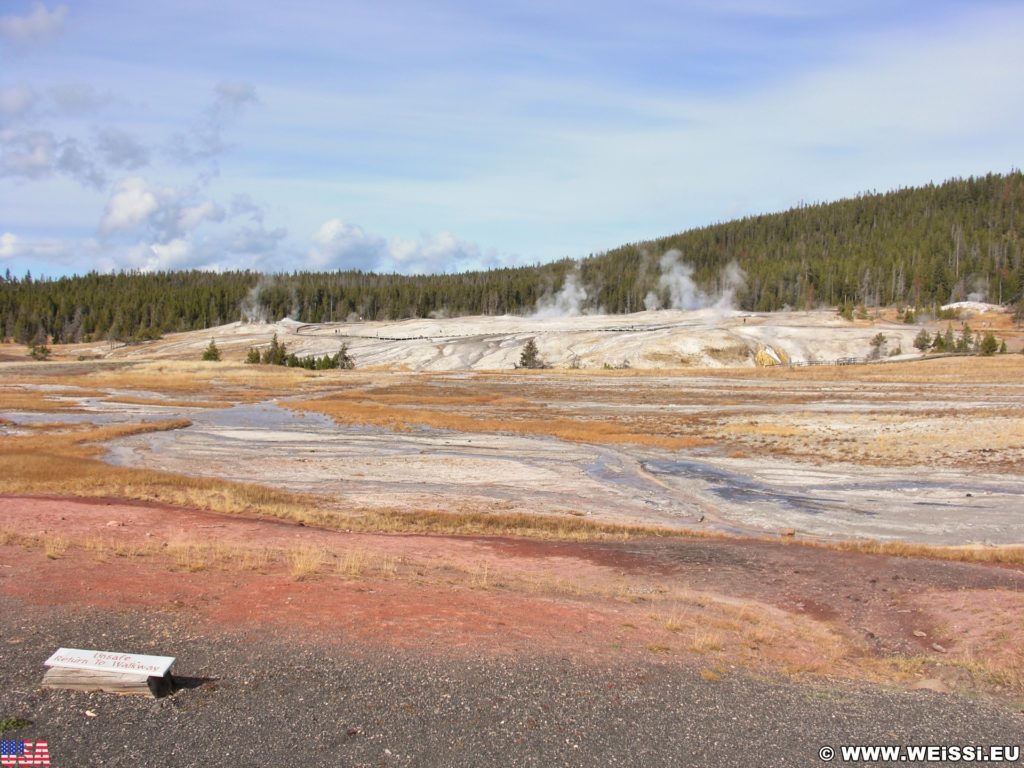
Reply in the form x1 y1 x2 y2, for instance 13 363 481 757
2 496 1023 695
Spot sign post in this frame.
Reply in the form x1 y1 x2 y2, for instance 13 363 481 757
42 648 176 698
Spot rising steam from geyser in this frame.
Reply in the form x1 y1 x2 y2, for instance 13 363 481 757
532 270 590 318
644 250 746 312
532 252 747 318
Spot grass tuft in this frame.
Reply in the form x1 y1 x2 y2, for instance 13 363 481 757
43 535 68 559
288 545 326 581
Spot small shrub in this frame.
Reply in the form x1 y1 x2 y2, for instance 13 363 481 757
0 718 32 735
868 333 886 359
201 339 221 361
44 536 67 559
688 630 724 654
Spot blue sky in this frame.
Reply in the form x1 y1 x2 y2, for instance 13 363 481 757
1 0 1023 277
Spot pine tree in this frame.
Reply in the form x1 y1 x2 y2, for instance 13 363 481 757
956 325 973 353
336 344 355 370
261 333 287 365
517 338 545 369
202 339 221 361
913 328 931 352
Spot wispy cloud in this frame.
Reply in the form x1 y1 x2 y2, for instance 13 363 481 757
166 81 259 174
0 2 68 50
0 230 68 262
0 85 37 121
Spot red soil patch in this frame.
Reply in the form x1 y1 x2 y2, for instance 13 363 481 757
2 495 1023 679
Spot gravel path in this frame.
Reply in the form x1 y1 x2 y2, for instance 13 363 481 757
1 604 1021 767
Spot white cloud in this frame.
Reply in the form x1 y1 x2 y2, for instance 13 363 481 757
177 200 224 232
0 2 68 48
309 219 381 270
99 177 228 239
100 177 162 234
387 230 487 274
308 218 491 274
146 238 194 272
89 179 286 272
0 232 19 259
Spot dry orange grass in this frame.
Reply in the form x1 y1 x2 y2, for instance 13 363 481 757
0 389 88 412
287 396 707 450
53 361 328 402
347 506 689 540
773 354 1024 385
807 537 1024 566
328 388 534 409
0 419 341 528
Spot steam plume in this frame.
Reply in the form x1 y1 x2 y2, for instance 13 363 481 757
651 251 746 312
533 270 589 318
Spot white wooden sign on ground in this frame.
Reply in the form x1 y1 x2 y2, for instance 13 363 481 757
43 648 176 697
45 648 175 676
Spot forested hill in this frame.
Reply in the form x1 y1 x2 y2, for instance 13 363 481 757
2 171 1023 344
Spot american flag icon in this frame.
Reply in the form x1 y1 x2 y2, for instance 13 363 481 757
0 740 50 767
